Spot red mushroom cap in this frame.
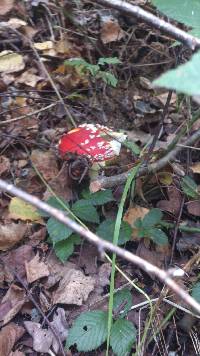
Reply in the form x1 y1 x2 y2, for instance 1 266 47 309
59 124 116 162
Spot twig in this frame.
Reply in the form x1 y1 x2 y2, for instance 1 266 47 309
95 0 200 50
90 128 200 191
0 179 200 314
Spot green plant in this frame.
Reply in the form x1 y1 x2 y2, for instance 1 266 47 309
66 288 137 355
65 57 121 87
134 208 168 245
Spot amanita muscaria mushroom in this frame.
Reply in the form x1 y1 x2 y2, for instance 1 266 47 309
59 123 126 163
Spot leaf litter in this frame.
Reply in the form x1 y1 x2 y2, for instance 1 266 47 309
0 0 200 355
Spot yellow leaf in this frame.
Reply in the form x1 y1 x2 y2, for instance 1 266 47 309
33 41 54 50
9 197 42 222
0 51 25 73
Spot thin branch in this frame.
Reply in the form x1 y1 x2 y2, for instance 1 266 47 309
95 0 200 50
90 128 200 191
0 179 200 314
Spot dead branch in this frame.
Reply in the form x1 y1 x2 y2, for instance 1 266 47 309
90 128 200 192
95 0 200 50
0 179 200 314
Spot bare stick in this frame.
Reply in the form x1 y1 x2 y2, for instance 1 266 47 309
90 128 200 191
95 0 200 50
0 179 200 314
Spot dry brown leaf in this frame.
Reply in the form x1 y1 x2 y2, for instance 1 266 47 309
31 149 59 181
43 163 73 201
0 51 25 73
53 269 95 305
0 0 14 15
50 308 68 353
186 201 200 217
191 162 200 174
100 19 125 44
123 205 149 239
1 284 26 325
33 41 54 51
0 155 10 175
0 323 24 356
136 241 165 278
16 69 43 87
156 186 182 216
25 253 49 283
0 223 27 251
24 321 53 353
46 253 77 289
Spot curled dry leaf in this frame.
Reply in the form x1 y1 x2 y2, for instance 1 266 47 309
156 186 182 216
191 162 200 174
50 308 68 353
16 69 43 87
123 205 149 239
53 269 95 306
0 51 25 74
100 18 125 44
136 241 165 278
0 223 27 251
25 253 49 283
24 321 53 353
0 323 24 356
1 284 26 325
31 149 59 181
0 155 10 175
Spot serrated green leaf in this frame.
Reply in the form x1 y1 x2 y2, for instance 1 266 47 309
151 0 200 38
123 140 141 155
153 51 200 96
148 228 169 245
113 289 132 318
142 208 163 228
181 176 199 198
96 219 132 245
191 281 200 303
54 234 81 262
65 58 88 67
99 71 118 87
47 217 73 245
81 189 114 205
72 200 99 223
39 197 69 217
98 57 121 65
66 310 108 352
110 319 136 356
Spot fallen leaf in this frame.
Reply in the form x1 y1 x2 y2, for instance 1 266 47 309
0 223 27 251
0 323 24 356
0 0 14 15
156 186 182 216
123 205 149 239
43 163 73 201
0 155 10 175
191 163 200 174
50 308 68 353
25 253 49 283
0 51 25 73
136 241 165 278
7 18 27 29
9 351 25 356
31 149 59 181
24 321 53 353
186 201 200 216
33 41 54 51
9 197 42 222
16 69 43 87
53 269 95 305
78 243 98 274
100 19 125 44
1 284 26 324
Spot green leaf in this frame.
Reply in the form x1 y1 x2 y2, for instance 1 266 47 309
65 58 89 68
110 319 137 356
66 310 108 352
39 197 69 217
47 217 73 245
151 0 200 38
96 219 132 245
113 288 132 318
142 208 163 228
153 51 200 96
99 71 118 87
54 234 81 262
123 140 141 155
148 228 169 246
81 189 114 205
72 200 99 223
98 57 121 65
181 176 199 198
191 281 200 303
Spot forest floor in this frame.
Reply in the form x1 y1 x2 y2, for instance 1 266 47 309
0 1 200 355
